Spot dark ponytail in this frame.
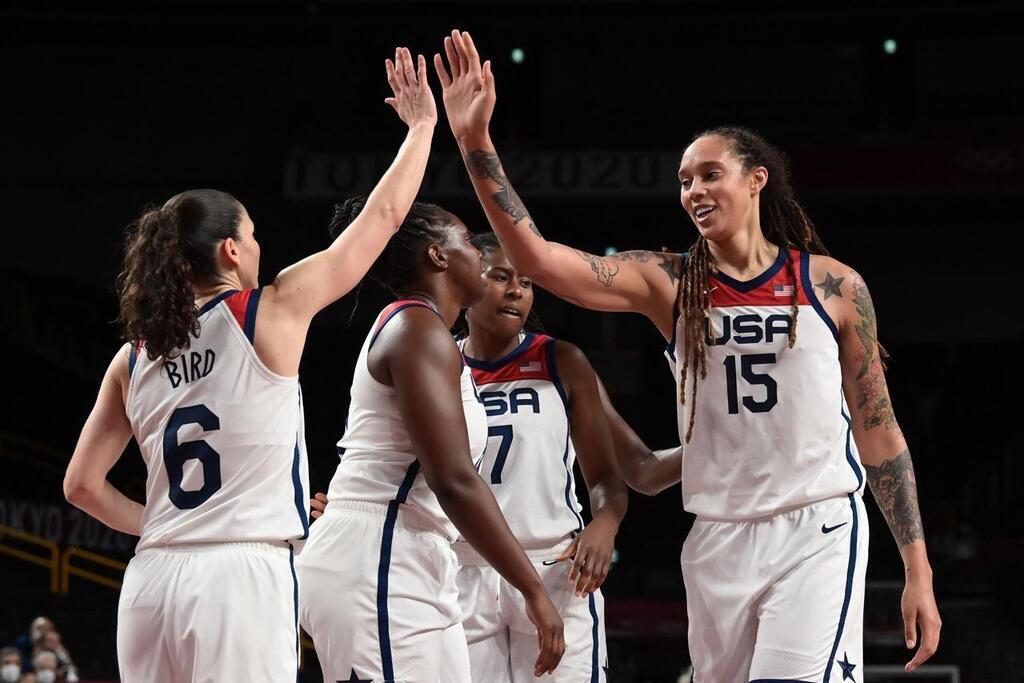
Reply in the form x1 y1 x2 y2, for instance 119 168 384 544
117 189 242 360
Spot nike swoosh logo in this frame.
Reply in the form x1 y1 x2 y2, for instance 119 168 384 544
821 522 848 534
542 559 560 566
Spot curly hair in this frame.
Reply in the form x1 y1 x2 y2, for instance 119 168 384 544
116 189 242 360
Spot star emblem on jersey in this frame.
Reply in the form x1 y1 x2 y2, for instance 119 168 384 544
338 669 371 683
814 272 845 299
837 651 857 681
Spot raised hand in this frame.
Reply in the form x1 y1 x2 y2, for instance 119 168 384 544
433 30 495 142
384 46 437 129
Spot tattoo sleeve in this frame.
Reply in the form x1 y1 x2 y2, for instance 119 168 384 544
610 250 681 288
864 449 925 546
850 273 899 432
466 150 541 237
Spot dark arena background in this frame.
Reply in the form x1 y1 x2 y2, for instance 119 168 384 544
2 1 1022 681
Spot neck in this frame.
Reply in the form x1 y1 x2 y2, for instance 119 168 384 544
463 325 522 362
399 286 461 328
707 223 778 278
193 274 243 305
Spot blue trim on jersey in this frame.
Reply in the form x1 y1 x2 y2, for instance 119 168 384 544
291 440 309 539
749 679 816 682
463 333 536 370
799 251 840 342
128 345 138 377
714 247 787 293
243 287 262 343
823 493 859 682
288 543 300 671
197 289 237 315
377 461 421 681
840 393 864 490
588 593 600 682
369 302 440 350
545 339 584 533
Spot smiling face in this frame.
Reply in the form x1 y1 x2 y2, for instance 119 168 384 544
466 245 534 343
678 134 767 243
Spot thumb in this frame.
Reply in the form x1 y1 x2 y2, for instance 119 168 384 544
556 537 579 562
904 605 918 648
384 98 399 110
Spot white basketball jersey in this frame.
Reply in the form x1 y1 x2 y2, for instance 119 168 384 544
327 300 489 541
667 249 864 520
126 289 310 550
459 333 584 551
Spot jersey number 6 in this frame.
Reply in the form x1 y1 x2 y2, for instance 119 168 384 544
163 404 223 510
723 353 778 414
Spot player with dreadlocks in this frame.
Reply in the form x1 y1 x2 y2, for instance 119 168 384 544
434 29 941 682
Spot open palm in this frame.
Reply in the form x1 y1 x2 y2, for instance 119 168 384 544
433 30 495 141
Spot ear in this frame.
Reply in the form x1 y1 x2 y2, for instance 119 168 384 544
426 242 448 271
219 237 242 269
750 166 768 194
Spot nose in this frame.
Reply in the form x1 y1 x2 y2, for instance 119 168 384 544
689 180 707 201
505 282 523 299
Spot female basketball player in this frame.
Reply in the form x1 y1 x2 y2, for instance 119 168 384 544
296 207 565 681
63 47 439 682
453 232 627 681
435 30 941 681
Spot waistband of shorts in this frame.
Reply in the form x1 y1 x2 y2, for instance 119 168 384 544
452 537 574 566
135 540 292 556
694 491 863 524
325 499 454 544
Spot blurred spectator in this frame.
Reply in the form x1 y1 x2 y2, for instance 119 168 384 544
11 618 51 674
34 634 75 683
1 647 24 683
29 651 58 683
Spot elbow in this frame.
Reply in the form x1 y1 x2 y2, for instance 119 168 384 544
430 468 481 509
378 202 405 234
63 472 98 508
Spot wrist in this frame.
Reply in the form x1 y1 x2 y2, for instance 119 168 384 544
900 542 933 579
407 120 436 135
456 129 492 151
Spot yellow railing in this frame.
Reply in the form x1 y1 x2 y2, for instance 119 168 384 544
60 546 127 593
0 524 60 593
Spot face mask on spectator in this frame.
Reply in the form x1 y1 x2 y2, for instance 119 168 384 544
36 669 57 683
1 664 21 683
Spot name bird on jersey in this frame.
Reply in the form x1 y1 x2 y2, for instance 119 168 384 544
126 289 310 550
667 249 865 520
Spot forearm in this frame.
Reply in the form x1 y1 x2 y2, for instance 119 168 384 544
633 446 684 495
863 446 930 571
437 472 544 597
65 480 143 536
455 131 554 273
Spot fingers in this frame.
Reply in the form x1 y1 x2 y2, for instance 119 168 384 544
533 625 565 676
433 53 451 88
906 612 941 672
451 30 470 76
460 30 481 73
482 59 494 88
416 53 428 90
401 47 417 89
385 57 400 97
443 36 460 78
903 604 918 649
556 537 579 563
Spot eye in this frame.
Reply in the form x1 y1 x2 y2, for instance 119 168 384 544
493 273 508 283
520 279 532 289
705 170 721 181
680 178 692 189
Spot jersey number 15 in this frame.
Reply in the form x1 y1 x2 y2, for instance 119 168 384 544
723 353 778 414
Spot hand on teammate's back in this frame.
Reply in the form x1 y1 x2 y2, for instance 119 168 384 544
309 492 328 520
434 30 495 142
384 46 437 129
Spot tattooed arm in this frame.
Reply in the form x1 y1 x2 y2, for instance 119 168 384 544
433 30 680 339
820 256 941 672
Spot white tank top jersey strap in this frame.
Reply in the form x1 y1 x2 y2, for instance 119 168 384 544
457 333 584 555
665 249 865 520
125 288 310 551
327 300 489 542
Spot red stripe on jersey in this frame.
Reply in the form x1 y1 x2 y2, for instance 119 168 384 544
710 249 811 307
225 289 254 329
374 299 435 336
470 334 553 385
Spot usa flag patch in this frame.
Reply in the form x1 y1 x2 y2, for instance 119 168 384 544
519 361 542 372
773 284 795 297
